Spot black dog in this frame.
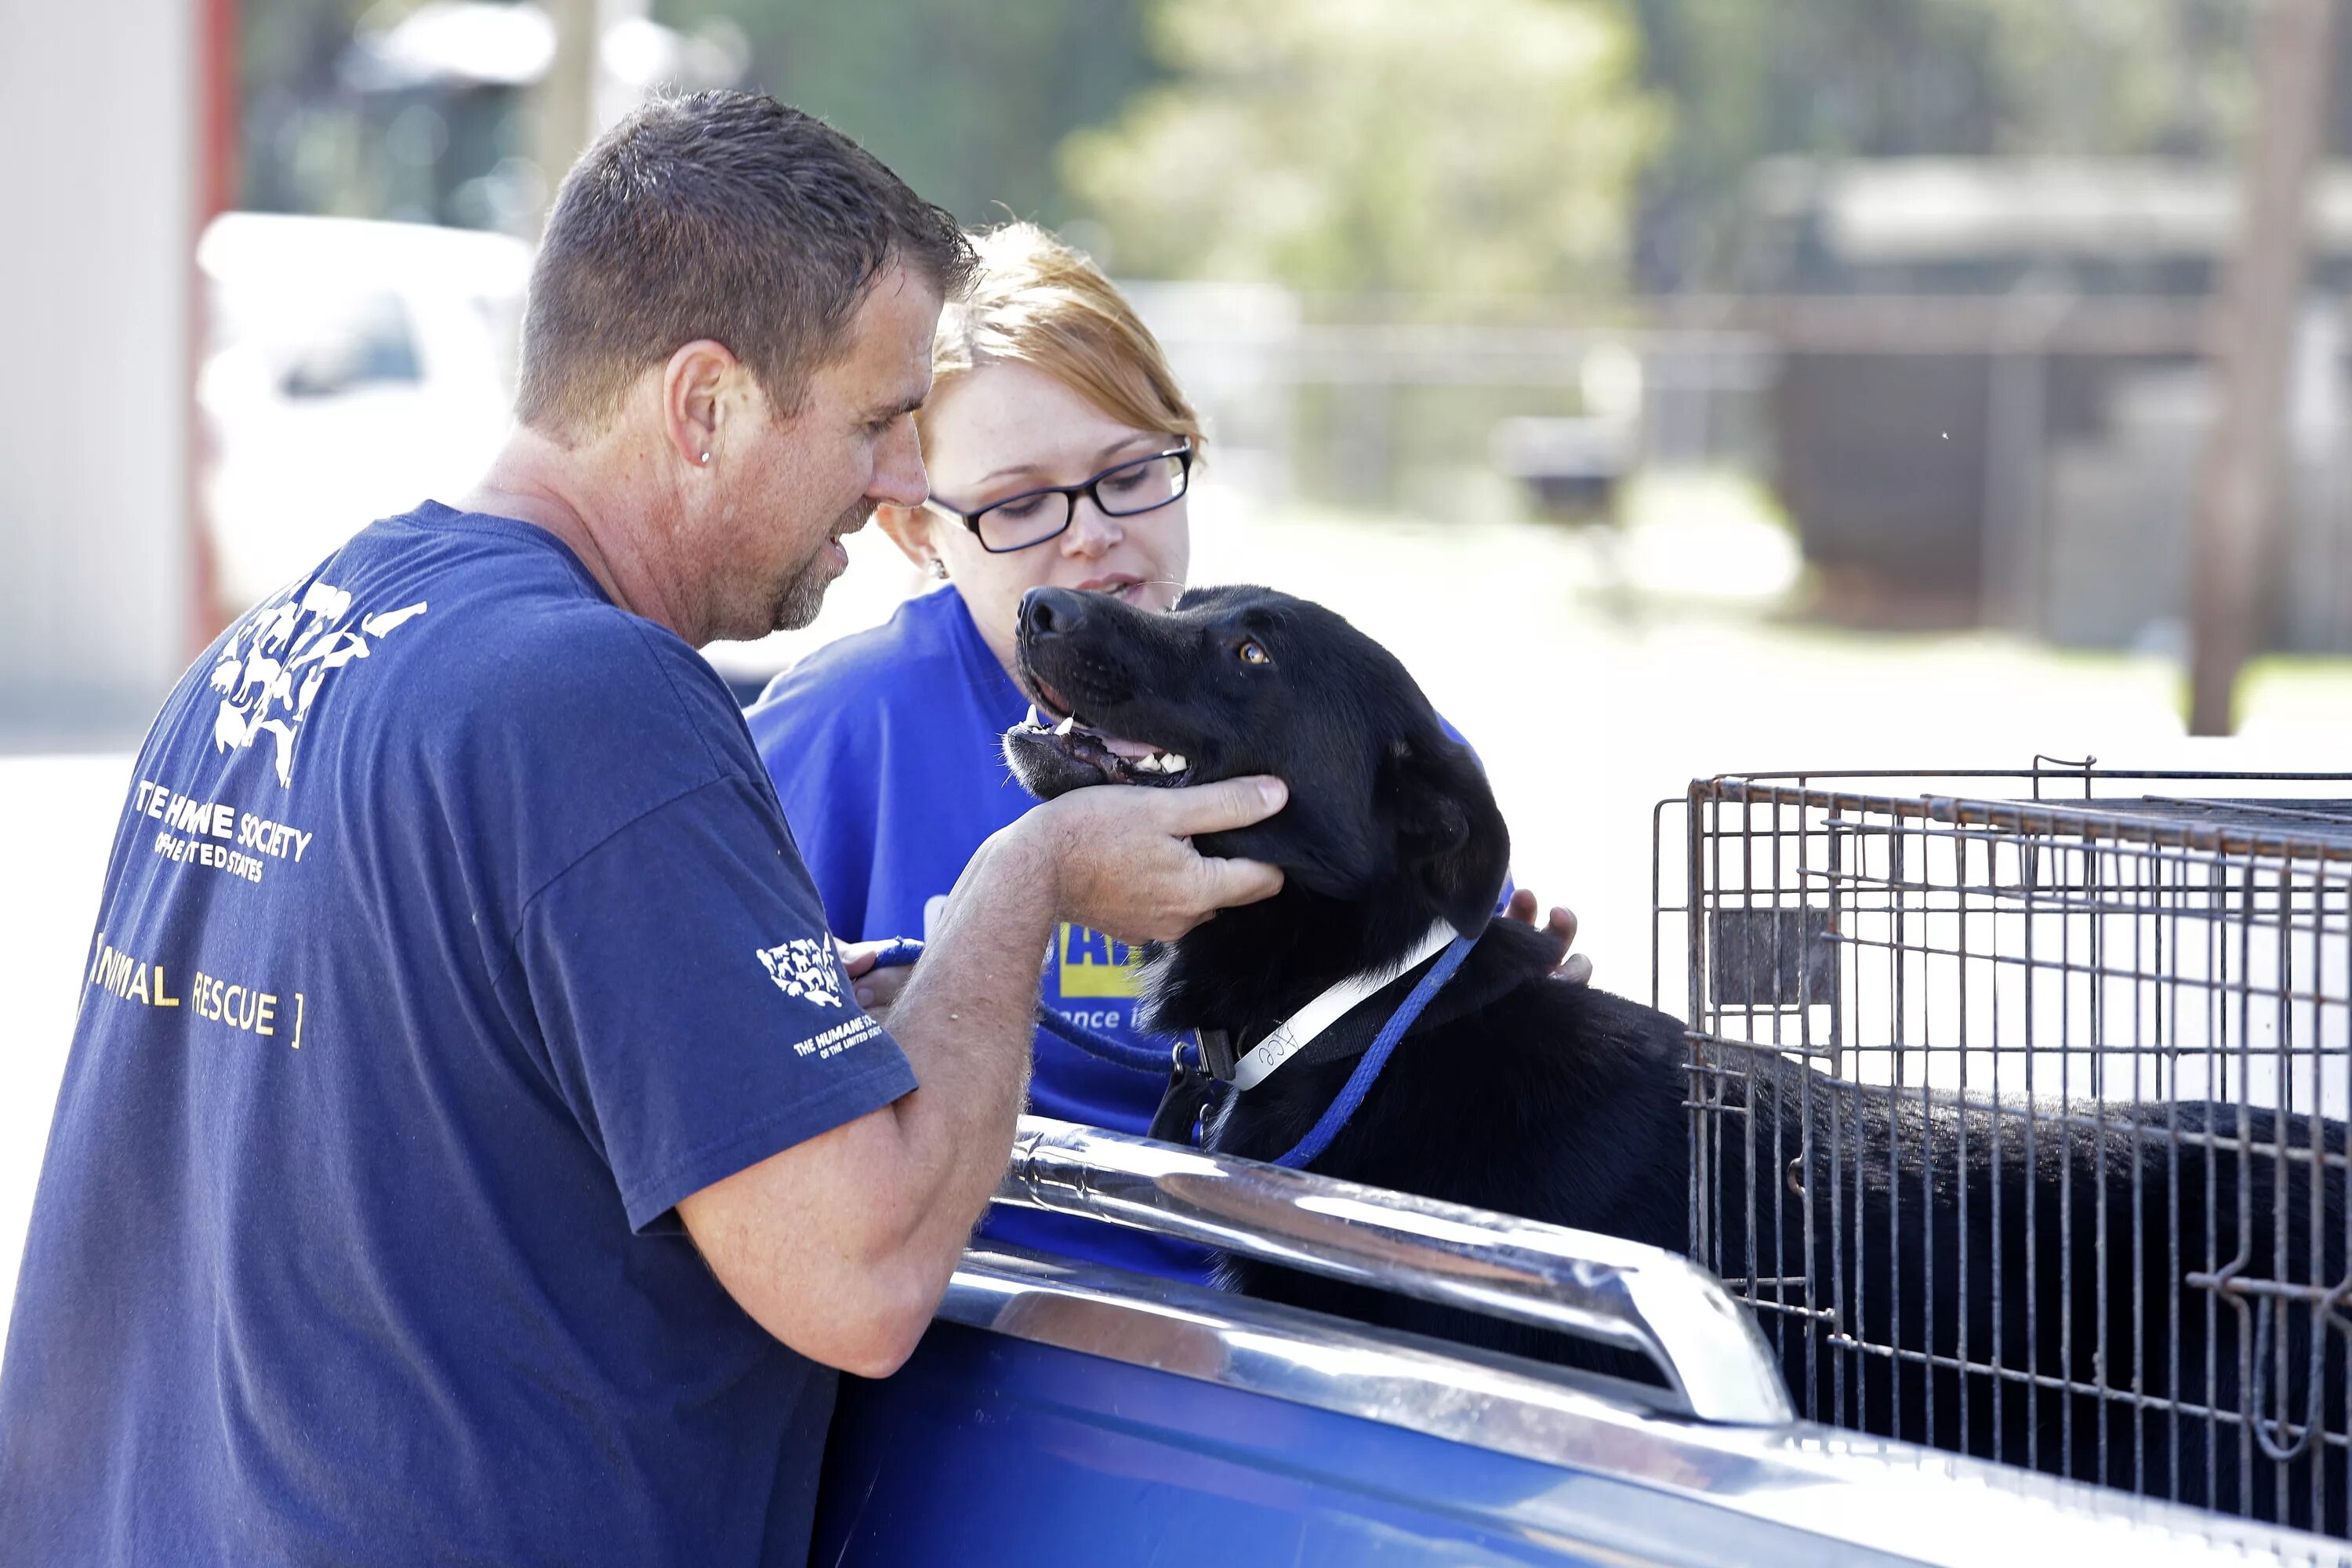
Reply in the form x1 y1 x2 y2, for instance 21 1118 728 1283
1001 582 2347 1534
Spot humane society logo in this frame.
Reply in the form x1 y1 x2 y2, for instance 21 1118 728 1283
757 938 846 1009
761 938 884 1062
210 579 428 787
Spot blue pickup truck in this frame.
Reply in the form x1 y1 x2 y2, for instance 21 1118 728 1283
809 1119 2341 1567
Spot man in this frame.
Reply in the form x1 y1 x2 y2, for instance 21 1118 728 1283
0 93 1286 1566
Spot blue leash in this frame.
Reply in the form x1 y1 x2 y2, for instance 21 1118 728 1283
1033 1004 1177 1073
864 938 1172 1074
865 938 928 971
1269 934 1474 1169
865 929 1480 1167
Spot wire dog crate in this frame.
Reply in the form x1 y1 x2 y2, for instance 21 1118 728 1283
1653 763 2352 1537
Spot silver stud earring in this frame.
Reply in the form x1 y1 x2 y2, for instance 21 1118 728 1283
930 558 949 580
699 452 712 465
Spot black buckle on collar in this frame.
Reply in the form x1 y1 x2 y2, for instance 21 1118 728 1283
1149 1036 1218 1145
1196 1027 1237 1083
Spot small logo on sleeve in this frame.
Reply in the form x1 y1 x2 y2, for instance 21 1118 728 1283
756 938 846 1009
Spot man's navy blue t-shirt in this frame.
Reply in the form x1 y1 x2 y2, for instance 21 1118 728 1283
0 503 917 1566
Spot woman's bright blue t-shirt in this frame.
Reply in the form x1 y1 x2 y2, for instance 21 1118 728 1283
744 587 1511 1284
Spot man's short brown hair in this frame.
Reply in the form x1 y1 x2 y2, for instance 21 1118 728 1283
516 92 977 437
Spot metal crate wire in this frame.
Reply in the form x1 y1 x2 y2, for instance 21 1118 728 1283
1653 764 2352 1537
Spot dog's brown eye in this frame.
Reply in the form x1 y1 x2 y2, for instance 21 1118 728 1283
1237 639 1270 666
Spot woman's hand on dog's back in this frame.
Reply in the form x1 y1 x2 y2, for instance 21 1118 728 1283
1014 775 1289 944
1503 887 1594 986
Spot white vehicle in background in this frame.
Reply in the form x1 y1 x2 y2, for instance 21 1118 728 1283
197 213 531 616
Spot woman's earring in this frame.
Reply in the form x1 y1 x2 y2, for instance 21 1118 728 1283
699 452 712 465
930 558 949 580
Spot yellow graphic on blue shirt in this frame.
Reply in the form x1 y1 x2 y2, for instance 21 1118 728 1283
1054 923 1145 1000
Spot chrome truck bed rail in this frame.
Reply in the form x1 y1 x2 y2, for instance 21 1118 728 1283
925 1246 2343 1566
994 1115 1791 1425
924 1118 2343 1561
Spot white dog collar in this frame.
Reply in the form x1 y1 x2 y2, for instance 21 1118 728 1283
1229 920 1457 1092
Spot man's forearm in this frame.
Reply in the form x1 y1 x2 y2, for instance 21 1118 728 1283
679 779 1283 1376
862 820 1054 1287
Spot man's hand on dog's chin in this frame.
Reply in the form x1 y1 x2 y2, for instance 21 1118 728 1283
1014 774 1290 945
1504 887 1593 985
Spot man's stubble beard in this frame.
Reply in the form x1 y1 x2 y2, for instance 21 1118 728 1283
766 496 878 633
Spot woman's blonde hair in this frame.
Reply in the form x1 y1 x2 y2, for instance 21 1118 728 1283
922 222 1204 458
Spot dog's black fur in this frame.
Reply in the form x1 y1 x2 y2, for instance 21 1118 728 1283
1003 582 2348 1534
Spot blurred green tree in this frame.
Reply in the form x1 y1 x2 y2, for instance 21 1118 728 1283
1057 0 1667 295
656 0 1160 227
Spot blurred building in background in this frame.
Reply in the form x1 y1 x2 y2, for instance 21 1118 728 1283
1742 157 2352 652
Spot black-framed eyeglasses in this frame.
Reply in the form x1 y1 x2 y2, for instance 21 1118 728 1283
923 443 1193 554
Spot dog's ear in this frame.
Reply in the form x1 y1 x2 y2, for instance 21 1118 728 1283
1384 732 1512 938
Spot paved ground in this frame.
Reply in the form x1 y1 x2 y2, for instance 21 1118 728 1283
8 490 2350 1359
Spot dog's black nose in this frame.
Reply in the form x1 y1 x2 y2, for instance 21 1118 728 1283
1019 586 1093 643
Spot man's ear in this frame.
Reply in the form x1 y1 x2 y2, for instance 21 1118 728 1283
659 339 740 468
1385 735 1512 938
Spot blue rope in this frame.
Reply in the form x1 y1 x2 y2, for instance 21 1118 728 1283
1033 1004 1178 1073
863 935 1173 1074
1271 934 1475 1171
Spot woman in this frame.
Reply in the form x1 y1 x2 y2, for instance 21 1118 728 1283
746 223 1570 1280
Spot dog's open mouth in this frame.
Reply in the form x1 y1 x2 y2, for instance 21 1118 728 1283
1009 683 1194 788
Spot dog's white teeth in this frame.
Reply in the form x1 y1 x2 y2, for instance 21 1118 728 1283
1134 753 1163 773
1026 704 1042 728
1054 716 1076 736
1162 753 1189 773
